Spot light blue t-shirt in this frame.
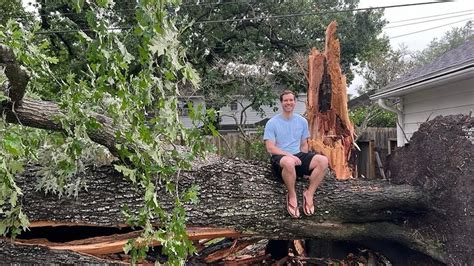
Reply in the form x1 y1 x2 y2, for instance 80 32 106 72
263 114 309 155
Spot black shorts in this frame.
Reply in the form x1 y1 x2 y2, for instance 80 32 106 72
271 152 316 179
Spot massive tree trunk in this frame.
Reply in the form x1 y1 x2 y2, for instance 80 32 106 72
1 159 447 264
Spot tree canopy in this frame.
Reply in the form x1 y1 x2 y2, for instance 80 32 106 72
178 0 388 117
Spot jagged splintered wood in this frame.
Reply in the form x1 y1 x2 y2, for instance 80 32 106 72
307 21 355 179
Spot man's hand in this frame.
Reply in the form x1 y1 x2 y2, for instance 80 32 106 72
290 155 302 166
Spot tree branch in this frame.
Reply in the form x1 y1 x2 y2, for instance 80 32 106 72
0 45 29 102
0 99 120 157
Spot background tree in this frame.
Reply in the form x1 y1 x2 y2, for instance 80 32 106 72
413 21 473 66
178 0 388 119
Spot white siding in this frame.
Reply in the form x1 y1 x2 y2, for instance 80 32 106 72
402 77 474 140
219 94 307 125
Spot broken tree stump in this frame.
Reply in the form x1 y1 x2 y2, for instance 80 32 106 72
307 21 355 179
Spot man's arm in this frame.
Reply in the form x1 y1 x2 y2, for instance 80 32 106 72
265 139 292 156
300 138 309 153
265 140 302 165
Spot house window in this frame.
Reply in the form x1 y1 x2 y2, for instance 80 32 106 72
230 101 238 111
178 101 190 116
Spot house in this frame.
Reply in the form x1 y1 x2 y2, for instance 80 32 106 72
370 39 474 147
179 93 308 133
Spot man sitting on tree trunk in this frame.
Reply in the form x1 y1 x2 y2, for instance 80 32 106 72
264 89 328 218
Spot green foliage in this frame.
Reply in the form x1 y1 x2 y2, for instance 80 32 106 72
246 127 268 162
178 0 388 121
0 0 31 26
350 105 396 128
0 0 211 264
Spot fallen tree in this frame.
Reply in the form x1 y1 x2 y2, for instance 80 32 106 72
1 13 472 265
0 155 457 264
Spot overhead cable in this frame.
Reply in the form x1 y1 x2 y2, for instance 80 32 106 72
389 18 471 39
384 13 473 29
388 9 473 24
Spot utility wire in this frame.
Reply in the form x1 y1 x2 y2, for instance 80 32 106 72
36 11 471 35
384 13 473 29
388 9 473 24
1 1 256 20
1 1 453 23
24 1 466 35
197 1 454 24
389 18 471 39
181 0 254 7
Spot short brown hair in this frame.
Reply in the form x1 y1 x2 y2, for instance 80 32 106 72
280 89 296 102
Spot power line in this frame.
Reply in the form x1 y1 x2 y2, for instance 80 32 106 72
181 0 254 7
0 1 255 21
2 1 452 23
26 2 464 35
389 18 471 39
197 1 454 24
384 13 473 29
388 10 473 24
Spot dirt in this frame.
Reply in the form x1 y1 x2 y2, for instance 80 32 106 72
387 114 473 265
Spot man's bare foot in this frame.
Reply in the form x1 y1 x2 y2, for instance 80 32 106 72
302 190 315 216
286 193 300 218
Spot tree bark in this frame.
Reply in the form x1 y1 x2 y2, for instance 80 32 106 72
2 159 446 263
0 99 121 157
0 239 125 264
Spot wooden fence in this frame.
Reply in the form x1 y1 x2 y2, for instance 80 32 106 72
205 128 397 171
356 127 397 151
355 127 397 179
204 132 266 161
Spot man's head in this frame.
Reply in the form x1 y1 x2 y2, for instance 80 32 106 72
279 89 296 102
279 89 296 114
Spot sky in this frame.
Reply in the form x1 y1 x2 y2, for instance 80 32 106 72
348 0 473 95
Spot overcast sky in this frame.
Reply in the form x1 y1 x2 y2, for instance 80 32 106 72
348 0 473 94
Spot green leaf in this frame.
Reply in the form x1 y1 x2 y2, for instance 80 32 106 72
149 36 166 56
3 134 24 156
114 165 137 183
182 185 199 204
9 192 18 207
0 223 6 236
72 0 85 12
97 0 109 8
123 239 134 254
9 161 24 174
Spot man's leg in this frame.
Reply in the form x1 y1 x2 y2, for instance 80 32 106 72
303 154 329 215
279 156 299 218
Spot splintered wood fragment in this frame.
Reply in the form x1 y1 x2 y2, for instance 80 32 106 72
11 227 241 255
307 21 355 179
203 240 256 263
293 240 305 256
224 252 271 265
